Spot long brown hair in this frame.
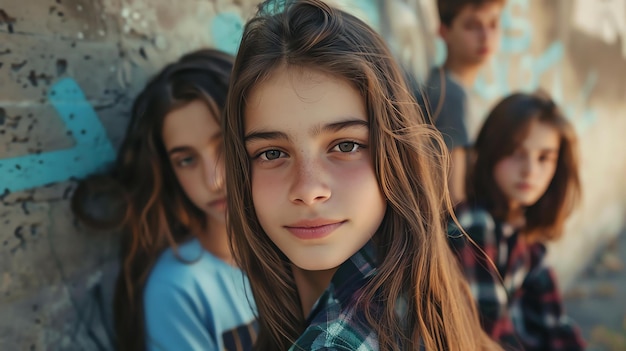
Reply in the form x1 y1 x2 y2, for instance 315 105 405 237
71 49 234 351
223 1 501 350
468 91 581 242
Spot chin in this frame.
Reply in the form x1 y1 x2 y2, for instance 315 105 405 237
206 211 227 224
292 257 343 272
472 55 489 65
517 198 539 207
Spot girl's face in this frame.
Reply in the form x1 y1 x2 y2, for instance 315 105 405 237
493 120 560 210
244 66 386 272
162 99 226 226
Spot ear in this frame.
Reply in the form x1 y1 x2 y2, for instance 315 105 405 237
438 23 449 41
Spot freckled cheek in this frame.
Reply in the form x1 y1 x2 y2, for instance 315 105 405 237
332 160 382 199
251 169 285 210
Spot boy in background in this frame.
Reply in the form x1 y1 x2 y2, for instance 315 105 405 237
417 0 505 203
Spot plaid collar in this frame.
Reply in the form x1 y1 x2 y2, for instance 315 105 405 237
305 240 377 323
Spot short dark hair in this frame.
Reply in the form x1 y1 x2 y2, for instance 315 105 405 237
437 0 505 27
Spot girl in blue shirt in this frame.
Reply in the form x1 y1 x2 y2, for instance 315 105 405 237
72 49 256 351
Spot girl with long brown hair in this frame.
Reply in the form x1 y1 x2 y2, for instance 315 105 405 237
448 91 585 350
223 0 502 350
71 49 256 351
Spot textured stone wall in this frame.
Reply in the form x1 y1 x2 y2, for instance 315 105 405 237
0 0 624 349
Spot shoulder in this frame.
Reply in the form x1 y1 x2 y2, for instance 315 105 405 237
447 205 501 255
145 238 249 303
424 68 466 98
147 239 217 285
450 205 496 236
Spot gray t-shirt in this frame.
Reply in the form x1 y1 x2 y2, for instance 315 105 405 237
414 67 469 150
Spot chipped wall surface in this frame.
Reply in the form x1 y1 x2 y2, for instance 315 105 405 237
0 0 624 349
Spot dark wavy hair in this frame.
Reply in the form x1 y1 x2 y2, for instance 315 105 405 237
71 49 234 351
468 91 581 242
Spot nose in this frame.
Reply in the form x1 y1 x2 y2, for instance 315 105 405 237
479 27 488 41
288 158 331 206
204 153 224 192
520 155 536 178
479 26 492 42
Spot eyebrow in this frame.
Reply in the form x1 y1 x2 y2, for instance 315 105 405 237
244 118 368 144
540 148 559 153
313 119 369 136
168 146 191 155
167 131 222 155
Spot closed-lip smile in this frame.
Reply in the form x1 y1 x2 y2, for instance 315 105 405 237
208 197 226 207
284 219 346 240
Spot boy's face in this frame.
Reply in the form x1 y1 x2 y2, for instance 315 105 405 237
440 2 503 67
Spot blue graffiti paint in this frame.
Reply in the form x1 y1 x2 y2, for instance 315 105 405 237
0 78 115 193
520 42 565 92
475 41 566 101
573 71 598 133
467 0 597 132
211 12 244 56
356 0 381 33
434 39 446 67
500 0 532 54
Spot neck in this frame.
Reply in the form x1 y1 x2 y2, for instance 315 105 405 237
506 202 526 229
197 218 235 266
443 57 482 87
292 265 338 317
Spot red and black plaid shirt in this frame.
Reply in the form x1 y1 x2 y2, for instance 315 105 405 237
447 204 586 351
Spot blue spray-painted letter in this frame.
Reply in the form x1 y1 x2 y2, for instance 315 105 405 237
0 78 115 193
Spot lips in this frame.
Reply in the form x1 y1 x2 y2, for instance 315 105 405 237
515 183 532 191
284 219 346 240
208 197 226 208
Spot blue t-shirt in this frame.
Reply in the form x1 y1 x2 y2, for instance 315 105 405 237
144 238 257 351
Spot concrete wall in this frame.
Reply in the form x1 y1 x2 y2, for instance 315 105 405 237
0 0 624 349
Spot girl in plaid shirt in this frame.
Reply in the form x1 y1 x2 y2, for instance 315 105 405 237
223 0 503 350
448 91 586 350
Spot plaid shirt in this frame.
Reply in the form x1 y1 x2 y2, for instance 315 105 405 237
289 242 380 351
448 205 586 351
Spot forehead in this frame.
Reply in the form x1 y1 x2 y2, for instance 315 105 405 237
244 66 366 133
519 120 560 150
162 99 220 147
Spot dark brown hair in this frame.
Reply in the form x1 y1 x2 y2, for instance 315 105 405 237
224 1 501 350
438 0 506 27
71 49 233 351
468 91 581 242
